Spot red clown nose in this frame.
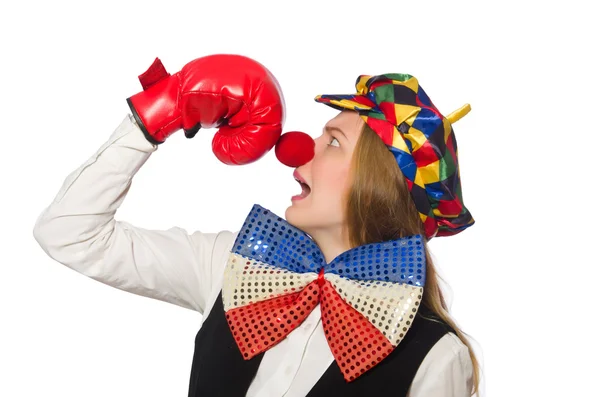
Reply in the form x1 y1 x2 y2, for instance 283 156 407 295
274 131 315 167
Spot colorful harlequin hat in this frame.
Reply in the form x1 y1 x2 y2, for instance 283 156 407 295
315 73 474 239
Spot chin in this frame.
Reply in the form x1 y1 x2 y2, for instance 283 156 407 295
284 205 300 225
285 204 310 232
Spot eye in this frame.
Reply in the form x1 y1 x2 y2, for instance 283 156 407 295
327 137 340 147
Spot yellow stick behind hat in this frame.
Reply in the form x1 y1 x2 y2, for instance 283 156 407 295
446 103 471 124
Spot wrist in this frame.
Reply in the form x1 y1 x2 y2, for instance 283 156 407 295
126 72 182 144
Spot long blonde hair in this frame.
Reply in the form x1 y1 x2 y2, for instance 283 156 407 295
342 122 481 395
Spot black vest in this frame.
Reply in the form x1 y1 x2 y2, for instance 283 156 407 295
187 289 455 397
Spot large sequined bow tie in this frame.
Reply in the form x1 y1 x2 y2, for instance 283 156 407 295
222 205 427 382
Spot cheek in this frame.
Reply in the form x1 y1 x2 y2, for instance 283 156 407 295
312 157 351 203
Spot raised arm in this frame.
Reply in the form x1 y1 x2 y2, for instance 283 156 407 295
33 54 287 314
32 115 235 313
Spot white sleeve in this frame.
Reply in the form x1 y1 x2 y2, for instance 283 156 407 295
32 114 235 314
407 333 475 397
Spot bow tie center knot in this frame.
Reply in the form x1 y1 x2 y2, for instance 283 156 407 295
317 267 325 288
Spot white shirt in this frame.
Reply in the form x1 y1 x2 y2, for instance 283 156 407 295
33 115 474 396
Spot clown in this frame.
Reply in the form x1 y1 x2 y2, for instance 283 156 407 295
33 54 480 396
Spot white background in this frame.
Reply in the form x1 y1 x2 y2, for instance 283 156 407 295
1 0 597 396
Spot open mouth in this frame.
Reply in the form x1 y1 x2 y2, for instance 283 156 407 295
297 180 311 198
293 171 311 200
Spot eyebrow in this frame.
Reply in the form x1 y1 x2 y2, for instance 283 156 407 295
324 126 348 141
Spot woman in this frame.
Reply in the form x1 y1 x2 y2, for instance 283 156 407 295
33 55 481 396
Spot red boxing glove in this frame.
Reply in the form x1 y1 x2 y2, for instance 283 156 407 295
127 55 285 165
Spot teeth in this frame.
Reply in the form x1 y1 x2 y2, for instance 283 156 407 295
294 178 311 197
295 178 308 187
